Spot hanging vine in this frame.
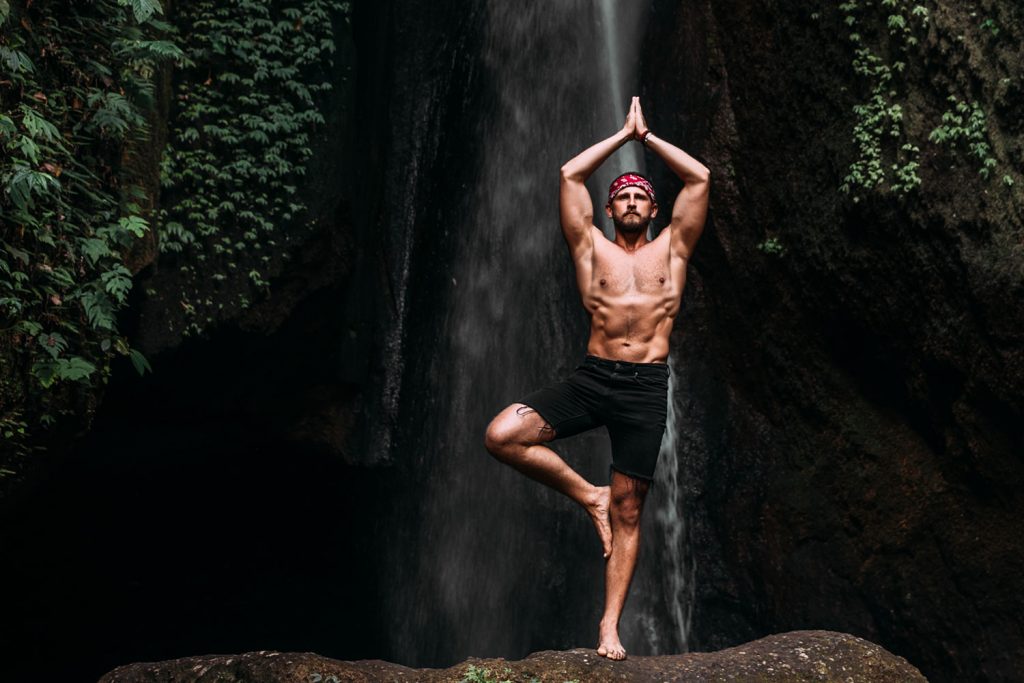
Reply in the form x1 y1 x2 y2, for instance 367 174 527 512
156 0 350 338
833 0 1012 201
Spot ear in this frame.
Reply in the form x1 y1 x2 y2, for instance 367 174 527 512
605 203 612 218
651 203 659 219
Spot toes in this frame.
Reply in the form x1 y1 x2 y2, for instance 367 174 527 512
597 643 627 660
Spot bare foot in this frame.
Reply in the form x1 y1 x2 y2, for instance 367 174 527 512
597 620 627 660
587 486 613 558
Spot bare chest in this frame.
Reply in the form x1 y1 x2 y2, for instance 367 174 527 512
592 240 671 295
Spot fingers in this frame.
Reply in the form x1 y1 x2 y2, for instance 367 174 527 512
630 97 646 139
633 97 648 139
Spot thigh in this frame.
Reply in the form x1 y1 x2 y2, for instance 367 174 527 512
488 402 559 446
517 370 605 440
606 375 668 481
607 421 666 481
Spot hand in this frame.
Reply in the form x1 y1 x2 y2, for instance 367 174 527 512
622 97 637 137
633 97 649 141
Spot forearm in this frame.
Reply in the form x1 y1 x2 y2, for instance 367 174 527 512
644 133 710 184
561 128 633 181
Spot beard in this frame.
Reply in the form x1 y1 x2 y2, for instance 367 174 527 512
612 212 650 235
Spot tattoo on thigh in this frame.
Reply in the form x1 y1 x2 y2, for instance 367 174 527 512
516 405 554 440
623 475 651 499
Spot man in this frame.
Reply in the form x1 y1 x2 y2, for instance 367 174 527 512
484 97 710 660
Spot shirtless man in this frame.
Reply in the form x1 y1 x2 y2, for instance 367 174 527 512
484 97 710 660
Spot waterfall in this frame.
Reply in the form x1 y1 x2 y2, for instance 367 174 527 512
381 0 695 665
656 373 697 649
596 0 641 176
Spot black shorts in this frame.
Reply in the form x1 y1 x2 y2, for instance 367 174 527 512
518 354 669 481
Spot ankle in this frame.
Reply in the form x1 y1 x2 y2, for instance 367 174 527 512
588 485 608 507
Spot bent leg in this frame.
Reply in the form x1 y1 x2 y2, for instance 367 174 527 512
597 469 651 660
484 403 612 558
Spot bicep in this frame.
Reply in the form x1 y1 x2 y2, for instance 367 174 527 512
669 179 710 259
560 174 595 258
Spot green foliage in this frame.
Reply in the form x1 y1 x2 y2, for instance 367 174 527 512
838 1 1009 200
459 665 578 683
461 665 513 683
838 0 926 201
928 95 998 178
117 0 163 24
756 237 786 256
0 0 177 468
156 0 349 338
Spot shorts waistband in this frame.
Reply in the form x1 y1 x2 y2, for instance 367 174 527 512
584 354 669 374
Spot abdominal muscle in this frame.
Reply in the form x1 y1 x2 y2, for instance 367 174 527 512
585 296 675 363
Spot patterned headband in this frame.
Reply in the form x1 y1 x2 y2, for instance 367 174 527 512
608 173 656 205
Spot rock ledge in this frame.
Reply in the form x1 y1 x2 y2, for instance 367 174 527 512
99 630 927 682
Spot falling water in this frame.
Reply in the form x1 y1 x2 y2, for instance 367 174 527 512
380 0 695 665
656 374 697 648
596 0 640 174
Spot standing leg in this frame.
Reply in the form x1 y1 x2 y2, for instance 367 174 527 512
597 469 650 660
485 403 612 558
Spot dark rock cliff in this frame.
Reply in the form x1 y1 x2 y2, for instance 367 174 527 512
639 1 1023 681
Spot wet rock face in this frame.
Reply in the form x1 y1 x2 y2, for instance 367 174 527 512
640 1 1023 681
98 631 926 682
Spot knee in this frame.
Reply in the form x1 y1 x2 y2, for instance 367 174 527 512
484 415 515 459
611 494 643 529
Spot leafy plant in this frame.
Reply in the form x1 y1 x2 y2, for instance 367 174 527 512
460 665 579 683
928 95 998 178
156 0 350 338
1 0 179 467
756 237 786 256
461 665 514 683
837 1 1010 198
838 0 926 200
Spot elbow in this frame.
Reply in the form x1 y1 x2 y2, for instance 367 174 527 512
560 164 582 182
684 167 710 194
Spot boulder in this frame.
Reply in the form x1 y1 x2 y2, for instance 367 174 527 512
99 630 926 682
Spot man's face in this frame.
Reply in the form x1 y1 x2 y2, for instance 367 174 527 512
606 187 657 234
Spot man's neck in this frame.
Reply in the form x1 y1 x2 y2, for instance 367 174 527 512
613 229 649 252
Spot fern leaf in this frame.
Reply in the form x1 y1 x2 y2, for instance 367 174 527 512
129 348 153 375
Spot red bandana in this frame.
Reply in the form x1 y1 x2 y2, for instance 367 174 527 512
608 173 656 204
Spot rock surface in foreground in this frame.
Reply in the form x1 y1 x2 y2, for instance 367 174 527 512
99 630 927 682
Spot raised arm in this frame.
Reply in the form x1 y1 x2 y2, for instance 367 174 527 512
634 101 710 259
559 102 637 261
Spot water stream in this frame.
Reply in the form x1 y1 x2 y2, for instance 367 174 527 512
381 0 694 664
